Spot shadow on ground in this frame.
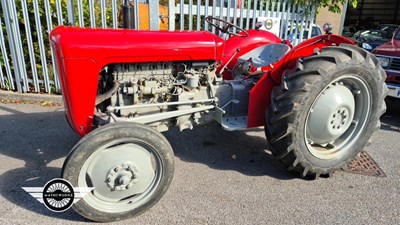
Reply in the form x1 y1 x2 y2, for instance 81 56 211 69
381 98 400 132
0 103 292 221
164 124 292 180
0 105 85 221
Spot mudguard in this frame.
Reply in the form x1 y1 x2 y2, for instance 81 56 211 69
217 29 283 79
247 34 355 128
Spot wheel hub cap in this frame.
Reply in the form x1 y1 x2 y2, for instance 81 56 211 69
307 82 355 145
85 143 156 202
106 163 139 191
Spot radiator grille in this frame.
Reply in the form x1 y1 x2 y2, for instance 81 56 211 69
389 58 400 71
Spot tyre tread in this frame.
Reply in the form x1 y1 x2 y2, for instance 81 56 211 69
265 44 387 178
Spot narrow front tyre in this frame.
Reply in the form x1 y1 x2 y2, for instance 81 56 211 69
62 122 174 222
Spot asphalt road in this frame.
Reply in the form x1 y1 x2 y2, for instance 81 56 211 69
0 98 399 225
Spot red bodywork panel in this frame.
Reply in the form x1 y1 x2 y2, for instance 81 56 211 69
247 34 354 128
217 30 283 79
372 38 400 57
50 25 354 136
51 26 224 136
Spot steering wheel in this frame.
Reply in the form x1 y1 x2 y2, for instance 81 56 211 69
206 16 248 38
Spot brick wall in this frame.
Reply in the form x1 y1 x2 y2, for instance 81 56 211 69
316 6 344 34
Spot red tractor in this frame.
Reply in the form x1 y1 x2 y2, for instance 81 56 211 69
50 17 387 222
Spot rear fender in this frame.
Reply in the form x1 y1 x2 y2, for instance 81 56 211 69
218 29 282 79
247 34 355 128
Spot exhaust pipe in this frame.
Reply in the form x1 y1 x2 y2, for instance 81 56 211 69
122 0 135 29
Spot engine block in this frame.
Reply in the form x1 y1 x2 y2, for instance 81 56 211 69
97 61 217 130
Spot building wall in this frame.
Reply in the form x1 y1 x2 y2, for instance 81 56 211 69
315 6 344 35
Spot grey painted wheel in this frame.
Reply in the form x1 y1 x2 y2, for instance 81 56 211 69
265 44 387 178
305 75 372 159
62 123 174 222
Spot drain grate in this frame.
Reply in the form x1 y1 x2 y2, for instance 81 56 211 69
342 151 386 177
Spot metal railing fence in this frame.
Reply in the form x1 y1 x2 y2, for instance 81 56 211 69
0 0 316 94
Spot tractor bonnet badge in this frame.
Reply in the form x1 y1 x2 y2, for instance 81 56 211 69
22 178 94 212
265 19 273 30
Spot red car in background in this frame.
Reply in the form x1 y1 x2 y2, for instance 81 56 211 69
373 26 400 99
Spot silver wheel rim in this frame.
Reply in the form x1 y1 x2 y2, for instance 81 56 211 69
305 75 372 159
78 138 163 213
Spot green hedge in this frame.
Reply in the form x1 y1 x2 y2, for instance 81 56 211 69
0 0 115 92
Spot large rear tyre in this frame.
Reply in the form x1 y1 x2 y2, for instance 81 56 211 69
265 44 387 178
62 123 174 222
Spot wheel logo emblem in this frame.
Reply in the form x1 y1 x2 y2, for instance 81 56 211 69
42 178 75 212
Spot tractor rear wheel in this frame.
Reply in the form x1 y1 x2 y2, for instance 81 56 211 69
265 44 387 178
62 122 174 222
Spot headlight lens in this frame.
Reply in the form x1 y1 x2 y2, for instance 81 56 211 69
362 43 372 50
377 57 390 68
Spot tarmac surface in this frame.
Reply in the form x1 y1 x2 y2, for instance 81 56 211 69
0 95 399 225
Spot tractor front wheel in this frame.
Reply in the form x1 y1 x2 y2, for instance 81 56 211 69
265 44 387 178
62 122 174 222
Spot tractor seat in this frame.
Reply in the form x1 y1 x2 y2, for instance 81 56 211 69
238 43 290 68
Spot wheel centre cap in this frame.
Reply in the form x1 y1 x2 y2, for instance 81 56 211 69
306 83 355 145
106 162 139 191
